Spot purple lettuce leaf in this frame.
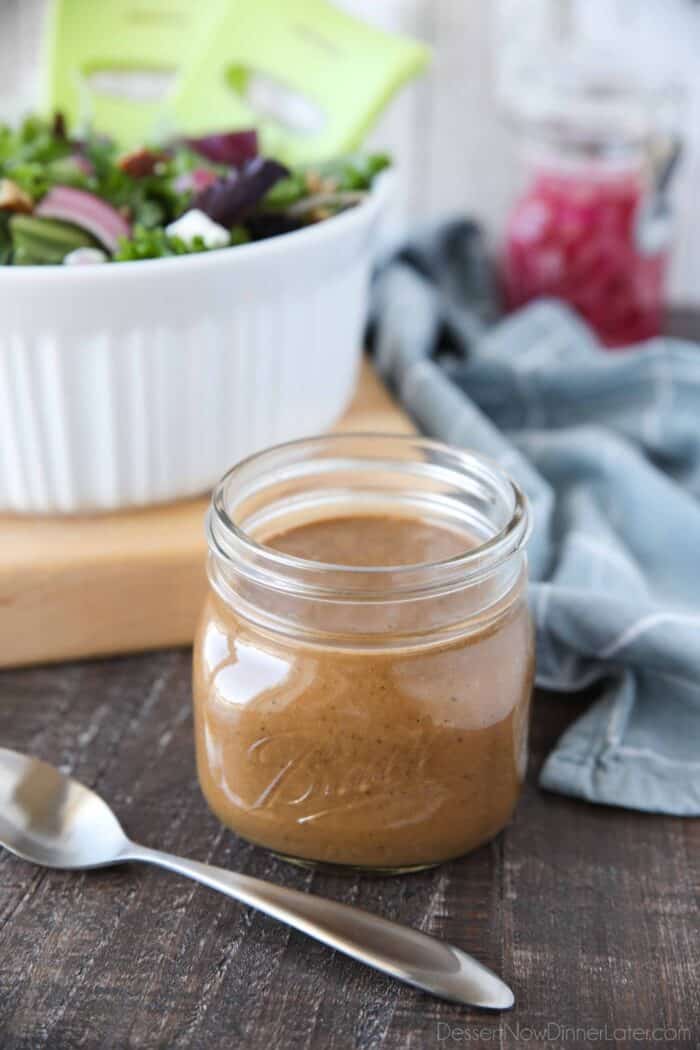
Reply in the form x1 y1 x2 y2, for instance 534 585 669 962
185 129 258 168
194 157 289 228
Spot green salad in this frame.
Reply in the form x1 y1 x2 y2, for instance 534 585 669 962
0 114 389 266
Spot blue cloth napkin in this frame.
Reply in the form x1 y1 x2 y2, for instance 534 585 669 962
370 219 700 816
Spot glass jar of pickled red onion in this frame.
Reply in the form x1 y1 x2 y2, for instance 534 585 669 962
500 55 680 348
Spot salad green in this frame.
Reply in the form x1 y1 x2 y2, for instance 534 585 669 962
0 115 389 266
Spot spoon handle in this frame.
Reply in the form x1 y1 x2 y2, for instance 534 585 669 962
122 841 513 1010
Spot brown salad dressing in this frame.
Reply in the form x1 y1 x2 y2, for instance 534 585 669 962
193 514 534 870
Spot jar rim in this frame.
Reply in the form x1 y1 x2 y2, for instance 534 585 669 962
207 433 531 602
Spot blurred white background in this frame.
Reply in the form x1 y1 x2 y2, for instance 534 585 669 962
2 0 700 303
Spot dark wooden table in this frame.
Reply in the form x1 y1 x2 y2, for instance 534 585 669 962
0 652 697 1050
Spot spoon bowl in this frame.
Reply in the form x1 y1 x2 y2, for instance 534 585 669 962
0 748 129 869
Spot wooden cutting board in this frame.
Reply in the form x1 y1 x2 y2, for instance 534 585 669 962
0 361 412 669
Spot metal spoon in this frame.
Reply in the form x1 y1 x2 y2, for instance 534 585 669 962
0 747 514 1010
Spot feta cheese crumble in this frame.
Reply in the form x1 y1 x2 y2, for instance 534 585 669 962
63 247 108 265
165 209 230 249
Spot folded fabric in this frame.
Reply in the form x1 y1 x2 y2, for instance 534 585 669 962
370 218 700 816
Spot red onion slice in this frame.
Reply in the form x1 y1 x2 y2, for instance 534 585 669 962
36 186 130 254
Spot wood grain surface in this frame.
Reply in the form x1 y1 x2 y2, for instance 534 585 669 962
0 361 413 670
0 656 697 1050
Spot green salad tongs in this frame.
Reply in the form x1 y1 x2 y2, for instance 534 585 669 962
44 0 429 162
170 0 429 163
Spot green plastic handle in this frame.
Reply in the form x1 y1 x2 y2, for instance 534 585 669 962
171 0 429 163
43 0 223 146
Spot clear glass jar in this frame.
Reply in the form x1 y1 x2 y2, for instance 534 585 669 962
193 434 534 873
500 54 680 347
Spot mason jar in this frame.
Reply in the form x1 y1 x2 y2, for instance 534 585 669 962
193 434 534 873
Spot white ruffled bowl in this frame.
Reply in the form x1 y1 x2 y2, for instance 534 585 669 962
0 173 390 513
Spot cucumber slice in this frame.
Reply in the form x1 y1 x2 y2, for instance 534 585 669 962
9 213 100 265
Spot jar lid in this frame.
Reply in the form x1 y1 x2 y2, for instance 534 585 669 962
503 47 681 152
